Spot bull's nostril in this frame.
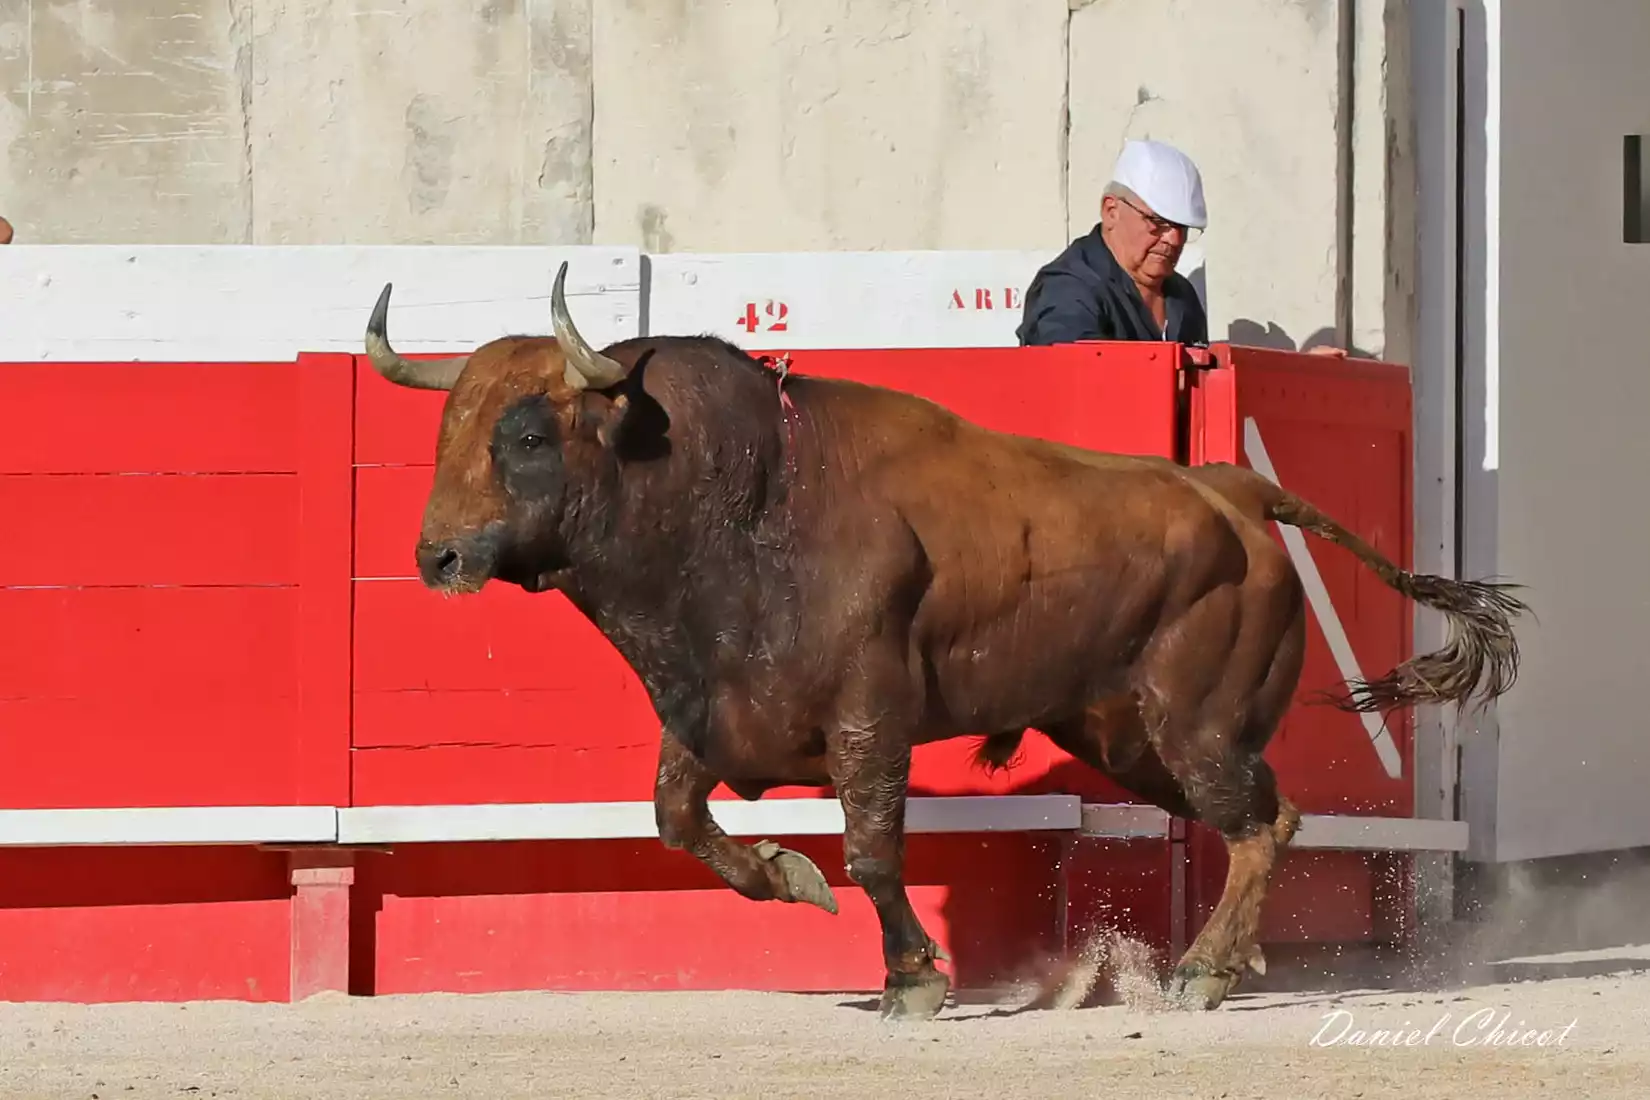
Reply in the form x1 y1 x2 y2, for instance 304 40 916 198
435 547 460 576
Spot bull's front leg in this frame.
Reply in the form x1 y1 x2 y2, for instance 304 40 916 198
653 732 838 914
828 725 951 1021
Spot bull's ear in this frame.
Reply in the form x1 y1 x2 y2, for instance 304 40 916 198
567 390 638 450
594 393 631 449
585 386 671 461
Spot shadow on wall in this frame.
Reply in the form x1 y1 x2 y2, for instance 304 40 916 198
1229 318 1373 358
1184 262 1207 312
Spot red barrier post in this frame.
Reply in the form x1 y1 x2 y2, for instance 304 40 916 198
288 848 356 1000
293 353 358 807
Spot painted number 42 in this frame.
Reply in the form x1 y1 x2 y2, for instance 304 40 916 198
738 300 790 333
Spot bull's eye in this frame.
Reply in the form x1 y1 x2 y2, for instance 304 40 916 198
520 433 546 450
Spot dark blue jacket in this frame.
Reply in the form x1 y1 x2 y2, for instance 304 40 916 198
1016 224 1208 347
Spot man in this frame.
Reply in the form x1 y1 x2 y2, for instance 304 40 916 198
1018 141 1349 358
1017 139 1209 347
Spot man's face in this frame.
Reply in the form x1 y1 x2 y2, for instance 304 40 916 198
1101 193 1189 285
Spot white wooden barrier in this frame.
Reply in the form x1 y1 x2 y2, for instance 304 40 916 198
0 244 1210 360
644 250 1057 349
0 245 642 363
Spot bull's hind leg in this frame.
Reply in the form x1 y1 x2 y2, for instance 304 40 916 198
1146 581 1309 1010
1043 687 1304 1012
653 733 838 914
1163 756 1300 1009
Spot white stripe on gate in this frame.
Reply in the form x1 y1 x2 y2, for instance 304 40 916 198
1242 417 1405 780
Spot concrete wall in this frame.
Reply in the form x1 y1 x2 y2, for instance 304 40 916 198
591 0 1070 254
0 0 594 246
1456 0 1650 862
0 0 1416 360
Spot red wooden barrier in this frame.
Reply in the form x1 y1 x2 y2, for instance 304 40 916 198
0 340 1416 1001
0 356 351 809
0 355 354 1002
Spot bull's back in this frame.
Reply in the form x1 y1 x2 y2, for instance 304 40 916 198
796 374 1222 601
795 381 1246 728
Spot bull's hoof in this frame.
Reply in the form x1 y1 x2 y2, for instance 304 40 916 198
1165 964 1240 1011
753 840 839 915
878 966 951 1021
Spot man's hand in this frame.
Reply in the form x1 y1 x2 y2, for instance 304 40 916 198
1306 344 1348 358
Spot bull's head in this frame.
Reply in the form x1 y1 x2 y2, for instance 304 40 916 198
363 262 635 595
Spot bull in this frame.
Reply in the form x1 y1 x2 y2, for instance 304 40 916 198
362 262 1526 1020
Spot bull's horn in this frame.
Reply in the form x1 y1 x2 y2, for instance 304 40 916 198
363 283 469 391
551 261 630 391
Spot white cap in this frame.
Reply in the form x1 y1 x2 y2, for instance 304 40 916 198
1110 139 1207 229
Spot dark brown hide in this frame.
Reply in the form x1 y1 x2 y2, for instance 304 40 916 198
365 266 1527 1019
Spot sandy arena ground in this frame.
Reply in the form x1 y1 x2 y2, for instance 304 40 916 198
1 945 1646 1100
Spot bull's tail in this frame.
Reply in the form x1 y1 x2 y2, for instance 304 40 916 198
971 730 1028 775
1264 485 1530 715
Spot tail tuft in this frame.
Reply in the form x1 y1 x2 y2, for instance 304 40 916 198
1319 573 1530 715
1258 479 1532 717
972 731 1028 775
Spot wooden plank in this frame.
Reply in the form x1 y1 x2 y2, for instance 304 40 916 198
0 699 303 809
645 251 1061 350
351 744 662 806
771 345 1182 457
293 354 356 806
0 245 642 364
0 473 300 587
353 360 449 468
352 465 430 579
351 687 661 755
0 587 298 700
0 362 301 474
351 579 637 696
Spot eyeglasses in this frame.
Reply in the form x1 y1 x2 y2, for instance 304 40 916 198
1115 195 1203 243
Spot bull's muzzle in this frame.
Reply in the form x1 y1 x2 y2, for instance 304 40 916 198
416 531 500 593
